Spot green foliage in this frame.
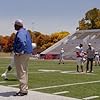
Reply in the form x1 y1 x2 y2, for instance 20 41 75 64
0 30 70 53
50 31 69 42
77 8 100 30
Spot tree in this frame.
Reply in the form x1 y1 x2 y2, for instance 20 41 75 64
77 8 100 30
0 30 70 53
7 33 15 52
50 31 69 43
1 36 9 52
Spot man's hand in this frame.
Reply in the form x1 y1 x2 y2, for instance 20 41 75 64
15 51 24 56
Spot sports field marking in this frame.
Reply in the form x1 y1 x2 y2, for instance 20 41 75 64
29 71 45 74
83 96 99 100
6 71 45 75
53 91 69 95
38 69 61 72
5 70 96 75
60 71 96 75
0 81 6 84
8 84 19 87
60 71 75 73
30 80 100 90
38 69 96 75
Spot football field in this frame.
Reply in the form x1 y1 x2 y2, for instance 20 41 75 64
0 57 100 100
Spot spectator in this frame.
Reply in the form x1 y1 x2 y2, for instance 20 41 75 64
59 48 65 64
1 43 36 80
94 51 100 66
75 44 84 72
1 51 14 80
86 43 95 73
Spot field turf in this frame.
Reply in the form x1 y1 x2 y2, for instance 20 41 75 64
0 57 100 99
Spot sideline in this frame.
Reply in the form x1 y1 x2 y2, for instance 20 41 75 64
0 85 81 100
30 80 100 90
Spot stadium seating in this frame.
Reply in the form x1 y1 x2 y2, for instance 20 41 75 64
40 29 100 59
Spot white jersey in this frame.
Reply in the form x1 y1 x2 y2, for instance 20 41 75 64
75 46 83 58
60 49 65 57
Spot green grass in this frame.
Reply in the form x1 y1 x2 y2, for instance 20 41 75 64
0 58 100 99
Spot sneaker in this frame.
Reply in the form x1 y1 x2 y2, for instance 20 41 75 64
1 73 8 80
89 70 94 73
13 91 28 96
86 70 90 73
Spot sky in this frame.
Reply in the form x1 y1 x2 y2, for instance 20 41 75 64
0 0 100 36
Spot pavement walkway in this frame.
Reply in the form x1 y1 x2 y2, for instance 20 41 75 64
0 85 81 100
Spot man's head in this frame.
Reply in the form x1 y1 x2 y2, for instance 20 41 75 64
61 48 63 50
88 43 92 47
88 43 91 46
88 43 92 49
14 19 23 31
79 44 83 47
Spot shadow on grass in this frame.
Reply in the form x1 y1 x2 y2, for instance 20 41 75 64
3 78 18 81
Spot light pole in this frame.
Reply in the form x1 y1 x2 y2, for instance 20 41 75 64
32 22 35 32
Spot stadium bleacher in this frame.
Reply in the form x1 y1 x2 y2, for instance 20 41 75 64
40 29 100 59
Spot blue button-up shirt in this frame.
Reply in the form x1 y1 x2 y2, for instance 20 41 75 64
13 28 33 54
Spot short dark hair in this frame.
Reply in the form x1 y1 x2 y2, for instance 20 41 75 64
80 44 83 47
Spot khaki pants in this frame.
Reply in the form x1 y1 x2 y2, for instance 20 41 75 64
14 54 30 93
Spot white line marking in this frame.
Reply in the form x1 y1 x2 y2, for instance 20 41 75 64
60 71 75 73
83 96 99 100
0 81 6 83
37 69 96 75
53 91 69 95
38 69 61 72
30 80 100 90
29 72 44 74
8 84 19 87
60 71 96 75
6 71 44 75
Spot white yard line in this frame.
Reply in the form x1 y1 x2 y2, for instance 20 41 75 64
67 73 96 75
38 69 61 72
83 96 99 100
60 71 96 75
6 71 44 75
60 71 75 73
30 80 100 91
2 70 96 75
8 84 19 87
38 69 96 75
53 91 69 95
0 81 6 83
29 72 45 74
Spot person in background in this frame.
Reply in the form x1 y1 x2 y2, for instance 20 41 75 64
75 44 84 72
86 43 95 73
1 51 14 80
59 48 65 64
13 19 33 96
94 51 100 66
1 43 36 80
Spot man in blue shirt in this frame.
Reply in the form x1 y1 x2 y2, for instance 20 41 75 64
13 19 32 96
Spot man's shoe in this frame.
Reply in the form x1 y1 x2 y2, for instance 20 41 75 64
4 78 8 80
13 92 28 96
86 70 89 73
1 73 8 80
89 70 94 73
